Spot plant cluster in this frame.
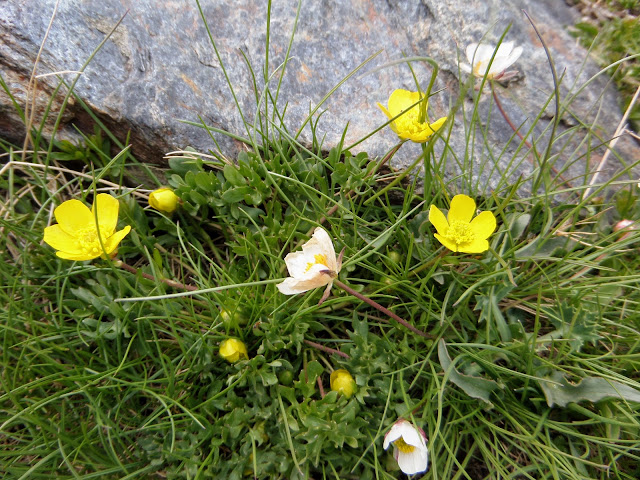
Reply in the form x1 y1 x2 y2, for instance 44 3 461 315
1 5 640 480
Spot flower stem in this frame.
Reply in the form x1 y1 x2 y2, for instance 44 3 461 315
115 260 198 291
333 279 432 339
303 339 350 359
490 82 572 190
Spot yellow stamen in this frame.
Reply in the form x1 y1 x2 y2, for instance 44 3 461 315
305 253 328 272
443 220 475 246
393 438 416 454
77 224 110 257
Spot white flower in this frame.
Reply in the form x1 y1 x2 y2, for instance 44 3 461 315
460 41 523 80
383 419 429 475
277 227 342 304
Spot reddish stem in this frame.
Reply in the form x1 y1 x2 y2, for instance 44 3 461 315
303 339 350 359
333 279 432 339
116 260 198 291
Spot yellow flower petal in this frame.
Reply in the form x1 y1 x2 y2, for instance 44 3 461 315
219 338 248 363
447 194 476 224
92 194 120 235
458 238 490 254
103 225 132 255
377 102 400 134
148 188 179 213
428 205 449 236
388 89 420 117
56 250 101 261
377 102 393 121
469 211 497 240
43 224 84 254
330 369 356 398
54 199 93 235
434 233 459 252
428 116 447 133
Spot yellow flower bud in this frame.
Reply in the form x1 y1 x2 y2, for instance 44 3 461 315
219 338 248 363
148 187 179 213
330 369 356 398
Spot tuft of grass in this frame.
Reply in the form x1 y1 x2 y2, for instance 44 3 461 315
570 0 640 131
1 2 640 479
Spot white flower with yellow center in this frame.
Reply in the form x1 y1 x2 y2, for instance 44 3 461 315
277 227 342 304
383 419 429 475
460 41 523 80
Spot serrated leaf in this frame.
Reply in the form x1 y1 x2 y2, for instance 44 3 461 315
438 340 499 406
538 305 601 352
539 372 640 407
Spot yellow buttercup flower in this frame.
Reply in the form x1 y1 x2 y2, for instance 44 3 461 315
219 338 249 363
149 187 179 213
428 194 496 253
377 89 447 143
330 369 356 398
43 193 131 261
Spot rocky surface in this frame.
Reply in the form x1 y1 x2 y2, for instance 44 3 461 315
1 0 637 192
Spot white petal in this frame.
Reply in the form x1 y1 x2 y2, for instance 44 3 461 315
277 263 333 294
488 57 513 76
305 227 338 272
401 426 427 450
284 250 315 278
507 46 523 65
495 41 514 58
459 63 472 74
465 42 480 63
383 422 405 449
277 276 332 295
384 419 419 449
397 449 429 475
472 44 496 63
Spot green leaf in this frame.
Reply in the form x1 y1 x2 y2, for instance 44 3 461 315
539 372 640 407
223 164 246 187
222 186 254 203
438 340 500 406
538 305 601 353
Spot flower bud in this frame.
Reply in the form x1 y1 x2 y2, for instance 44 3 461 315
219 338 248 363
149 187 179 213
613 219 635 233
330 369 356 398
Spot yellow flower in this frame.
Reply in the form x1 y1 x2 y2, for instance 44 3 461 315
277 227 342 304
43 193 131 261
428 194 496 253
148 187 179 213
460 42 523 80
219 338 248 363
377 89 447 143
330 369 356 398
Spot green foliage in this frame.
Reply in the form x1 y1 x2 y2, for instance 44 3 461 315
571 11 640 130
2 4 640 479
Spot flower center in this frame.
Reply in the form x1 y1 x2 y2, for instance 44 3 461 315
305 253 328 273
444 220 475 246
393 438 416 454
77 224 110 257
395 108 426 135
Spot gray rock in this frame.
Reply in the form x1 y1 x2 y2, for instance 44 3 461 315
1 0 637 194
